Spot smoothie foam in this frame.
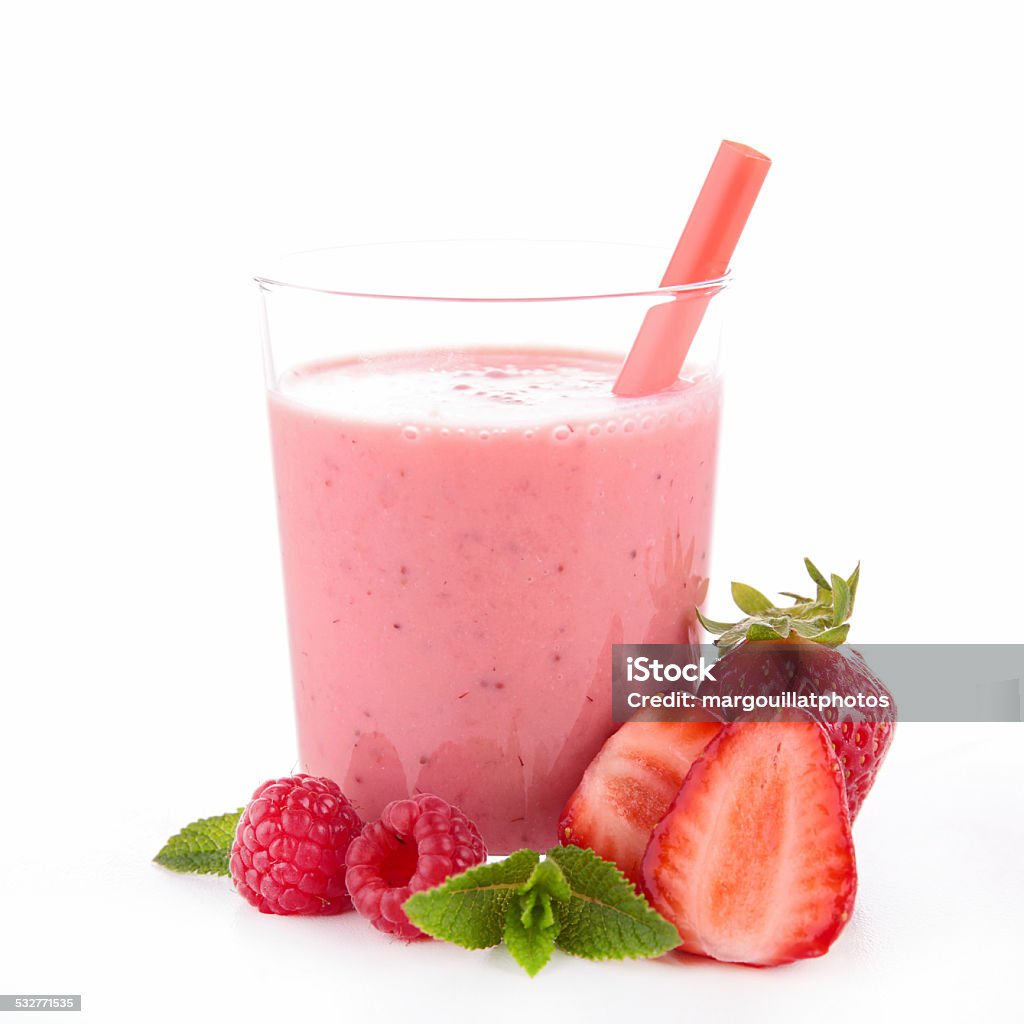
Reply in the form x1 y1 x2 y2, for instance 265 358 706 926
269 349 721 852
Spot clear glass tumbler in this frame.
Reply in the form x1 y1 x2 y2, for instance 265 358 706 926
257 240 727 853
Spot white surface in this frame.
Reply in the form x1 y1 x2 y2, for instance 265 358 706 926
4 726 1021 1023
1 1 1022 1021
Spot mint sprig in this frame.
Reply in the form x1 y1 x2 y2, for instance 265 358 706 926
400 849 539 949
546 845 681 960
504 858 572 975
403 846 680 976
153 809 243 876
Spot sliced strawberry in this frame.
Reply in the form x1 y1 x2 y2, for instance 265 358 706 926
559 706 722 887
642 715 857 966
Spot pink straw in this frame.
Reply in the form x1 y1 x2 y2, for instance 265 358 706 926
613 141 771 396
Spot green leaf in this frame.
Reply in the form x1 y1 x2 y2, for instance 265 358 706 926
698 560 862 656
403 849 539 949
847 562 860 614
503 865 566 978
804 557 831 591
790 617 831 638
808 623 850 646
153 809 243 876
745 622 784 641
695 607 737 635
830 573 851 625
514 858 570 971
546 846 681 961
731 581 775 616
714 623 751 652
520 857 572 911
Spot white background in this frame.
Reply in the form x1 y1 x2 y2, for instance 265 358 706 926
1 1 1021 1021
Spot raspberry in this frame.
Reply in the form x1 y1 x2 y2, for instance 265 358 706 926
345 793 487 940
230 774 363 915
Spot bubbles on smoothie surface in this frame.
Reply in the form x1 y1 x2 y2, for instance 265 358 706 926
277 348 715 434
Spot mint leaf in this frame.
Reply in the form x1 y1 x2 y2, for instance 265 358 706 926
153 809 243 876
504 893 558 977
546 845 681 960
503 860 570 977
403 849 539 949
406 847 678 974
520 857 572 915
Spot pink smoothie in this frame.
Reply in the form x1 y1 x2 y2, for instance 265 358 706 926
268 348 721 852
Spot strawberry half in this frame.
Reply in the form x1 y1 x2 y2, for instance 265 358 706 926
642 714 857 966
559 706 722 887
697 558 895 818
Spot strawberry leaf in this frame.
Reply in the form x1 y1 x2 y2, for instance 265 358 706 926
731 582 775 615
809 623 850 646
716 624 752 650
701 559 862 652
746 622 785 641
696 608 738 634
790 618 829 638
847 562 861 613
831 573 851 625
804 557 831 591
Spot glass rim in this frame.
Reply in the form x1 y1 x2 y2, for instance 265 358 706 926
253 239 732 303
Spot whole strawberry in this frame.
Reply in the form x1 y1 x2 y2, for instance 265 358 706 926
230 774 363 914
697 559 895 818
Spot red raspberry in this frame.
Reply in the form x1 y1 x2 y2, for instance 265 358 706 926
345 793 487 940
230 774 363 915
